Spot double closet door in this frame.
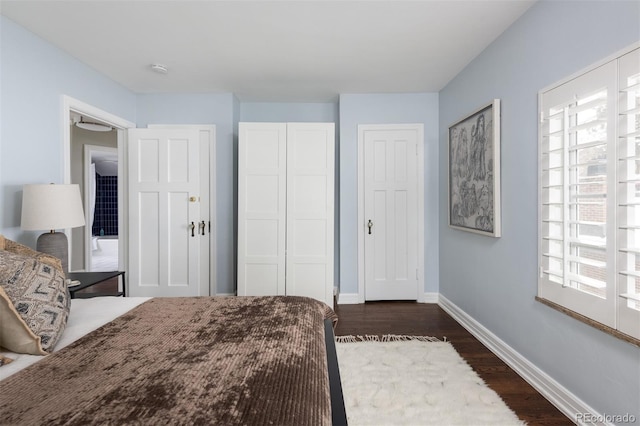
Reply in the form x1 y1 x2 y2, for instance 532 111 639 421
237 122 335 306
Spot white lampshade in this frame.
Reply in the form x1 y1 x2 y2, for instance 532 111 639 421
21 184 85 231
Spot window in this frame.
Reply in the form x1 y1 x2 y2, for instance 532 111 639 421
538 46 640 341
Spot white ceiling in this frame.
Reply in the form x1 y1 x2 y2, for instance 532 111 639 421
0 0 536 102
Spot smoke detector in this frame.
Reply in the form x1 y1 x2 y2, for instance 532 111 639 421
150 63 168 74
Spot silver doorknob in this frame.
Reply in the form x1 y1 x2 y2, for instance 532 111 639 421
367 220 373 235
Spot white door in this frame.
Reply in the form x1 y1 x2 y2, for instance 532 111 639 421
361 125 422 301
128 128 202 297
237 123 287 297
286 123 335 306
238 122 335 306
147 125 216 297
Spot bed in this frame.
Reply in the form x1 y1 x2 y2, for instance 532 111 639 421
0 238 347 426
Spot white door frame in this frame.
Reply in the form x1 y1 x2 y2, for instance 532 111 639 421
357 124 425 303
62 95 135 275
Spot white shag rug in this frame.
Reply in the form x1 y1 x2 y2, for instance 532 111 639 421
335 336 526 426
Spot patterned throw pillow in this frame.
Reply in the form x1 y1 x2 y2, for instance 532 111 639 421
0 250 70 355
0 234 64 274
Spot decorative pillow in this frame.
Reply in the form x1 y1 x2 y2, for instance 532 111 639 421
0 250 70 355
0 354 14 366
0 234 64 275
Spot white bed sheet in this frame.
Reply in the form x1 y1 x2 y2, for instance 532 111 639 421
0 296 150 381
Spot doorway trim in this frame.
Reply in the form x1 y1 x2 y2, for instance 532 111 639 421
62 95 135 274
357 124 425 303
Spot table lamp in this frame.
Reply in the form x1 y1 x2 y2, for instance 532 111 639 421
21 184 85 274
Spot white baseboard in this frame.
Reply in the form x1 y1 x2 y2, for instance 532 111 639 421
421 292 439 303
438 294 607 426
337 293 360 304
337 292 438 304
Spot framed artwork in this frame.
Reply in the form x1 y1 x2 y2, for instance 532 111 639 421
448 99 501 237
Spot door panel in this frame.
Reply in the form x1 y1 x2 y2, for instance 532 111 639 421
364 129 419 300
237 123 287 297
168 191 190 287
286 123 335 306
168 139 189 182
139 139 159 182
139 192 159 286
196 128 213 296
128 128 201 297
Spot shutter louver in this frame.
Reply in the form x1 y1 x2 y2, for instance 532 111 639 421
617 48 640 338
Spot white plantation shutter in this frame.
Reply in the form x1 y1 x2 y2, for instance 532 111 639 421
617 48 640 339
539 46 640 339
539 61 617 327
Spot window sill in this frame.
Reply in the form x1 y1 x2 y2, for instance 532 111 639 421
535 296 640 347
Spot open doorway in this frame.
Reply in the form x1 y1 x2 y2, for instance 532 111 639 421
63 96 135 275
69 115 117 271
86 144 119 271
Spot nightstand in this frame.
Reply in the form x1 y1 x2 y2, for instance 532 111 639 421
67 271 126 299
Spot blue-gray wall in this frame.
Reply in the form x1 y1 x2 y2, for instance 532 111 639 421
240 102 338 123
339 93 440 295
0 16 136 244
439 0 640 418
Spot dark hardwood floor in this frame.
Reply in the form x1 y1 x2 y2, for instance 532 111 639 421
333 301 573 425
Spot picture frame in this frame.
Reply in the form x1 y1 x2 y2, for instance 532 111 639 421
448 99 501 237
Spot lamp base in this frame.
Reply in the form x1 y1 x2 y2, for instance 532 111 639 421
36 232 68 275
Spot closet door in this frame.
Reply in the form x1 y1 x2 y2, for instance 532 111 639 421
128 128 201 297
237 123 287 296
286 123 335 306
147 125 216 297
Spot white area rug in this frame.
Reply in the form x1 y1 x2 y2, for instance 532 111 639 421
335 336 525 426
